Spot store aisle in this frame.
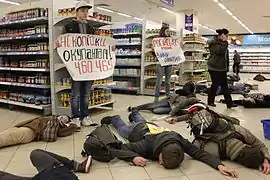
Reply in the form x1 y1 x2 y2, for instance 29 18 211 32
0 76 270 180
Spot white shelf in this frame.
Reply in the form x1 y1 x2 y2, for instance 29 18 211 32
185 60 206 62
0 98 50 110
184 49 206 53
0 34 48 41
114 74 140 78
0 67 49 72
0 17 48 27
144 62 158 66
114 32 142 36
116 54 141 57
184 69 206 73
184 40 206 45
116 43 141 46
0 81 50 88
0 51 49 56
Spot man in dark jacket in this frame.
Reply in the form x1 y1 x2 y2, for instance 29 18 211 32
0 149 91 180
62 1 96 128
233 50 241 77
100 111 238 177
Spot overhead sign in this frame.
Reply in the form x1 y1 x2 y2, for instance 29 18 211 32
160 0 174 7
185 14 193 32
56 34 116 81
152 37 185 66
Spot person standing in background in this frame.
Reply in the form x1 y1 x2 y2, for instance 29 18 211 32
62 1 97 128
154 26 173 102
207 29 237 108
233 50 241 77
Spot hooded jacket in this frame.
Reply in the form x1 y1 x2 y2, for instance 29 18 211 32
207 38 229 72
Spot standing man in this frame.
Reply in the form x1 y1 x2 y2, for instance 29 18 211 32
63 1 96 128
233 50 241 77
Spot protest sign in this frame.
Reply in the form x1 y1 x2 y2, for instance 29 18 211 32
56 34 116 81
152 37 185 66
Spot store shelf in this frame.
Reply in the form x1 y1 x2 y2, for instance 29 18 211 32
57 101 114 111
184 49 206 53
197 80 207 83
185 60 206 62
0 17 48 28
114 32 142 36
55 82 116 93
116 54 141 57
0 81 50 89
144 62 158 66
113 74 140 78
184 40 206 45
184 69 206 73
144 75 157 80
0 67 49 72
116 43 141 46
0 34 49 41
115 63 141 67
110 86 140 91
0 98 50 110
0 51 49 56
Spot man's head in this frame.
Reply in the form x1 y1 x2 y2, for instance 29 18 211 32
75 1 92 21
159 143 184 169
235 146 264 169
234 50 238 53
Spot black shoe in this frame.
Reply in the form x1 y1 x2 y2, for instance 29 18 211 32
128 106 133 112
208 103 216 107
128 111 138 123
101 115 120 125
227 103 238 108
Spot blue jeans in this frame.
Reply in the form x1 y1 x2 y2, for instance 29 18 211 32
134 99 171 114
155 64 172 97
111 112 147 139
71 80 93 119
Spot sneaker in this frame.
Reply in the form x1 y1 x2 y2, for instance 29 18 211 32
82 116 98 127
72 118 81 128
208 103 216 107
101 115 120 125
77 156 92 173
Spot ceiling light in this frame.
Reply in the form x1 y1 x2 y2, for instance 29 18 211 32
160 7 176 15
212 0 253 34
0 0 20 5
117 12 131 18
199 24 215 33
134 17 143 21
97 7 114 13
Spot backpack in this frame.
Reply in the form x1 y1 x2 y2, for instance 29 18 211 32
253 74 269 82
41 116 60 142
187 107 244 159
81 124 123 162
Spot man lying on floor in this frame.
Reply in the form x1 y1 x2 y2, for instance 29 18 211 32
0 115 77 149
165 104 270 174
0 149 92 180
100 111 238 177
128 92 200 116
220 93 270 108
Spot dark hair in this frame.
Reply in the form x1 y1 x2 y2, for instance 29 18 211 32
162 143 184 169
235 147 264 169
159 26 170 37
216 28 229 36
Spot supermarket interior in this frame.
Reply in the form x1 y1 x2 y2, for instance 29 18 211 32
0 0 270 180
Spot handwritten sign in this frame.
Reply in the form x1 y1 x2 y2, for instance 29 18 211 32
152 37 185 66
56 34 116 81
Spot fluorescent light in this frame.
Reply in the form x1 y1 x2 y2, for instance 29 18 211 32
161 7 176 15
226 10 233 16
117 12 131 18
217 2 227 10
232 15 238 20
212 0 218 2
97 7 114 13
0 0 20 5
134 17 143 21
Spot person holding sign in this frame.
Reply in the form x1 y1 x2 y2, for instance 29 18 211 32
207 29 237 108
153 26 173 102
62 1 97 128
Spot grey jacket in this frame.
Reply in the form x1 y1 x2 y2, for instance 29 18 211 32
194 124 270 161
166 94 200 116
207 39 229 71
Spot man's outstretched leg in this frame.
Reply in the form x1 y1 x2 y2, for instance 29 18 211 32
128 111 147 123
128 99 170 114
30 149 92 173
101 115 133 139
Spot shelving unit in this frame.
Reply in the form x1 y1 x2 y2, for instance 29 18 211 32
180 34 208 85
0 7 51 115
50 12 114 116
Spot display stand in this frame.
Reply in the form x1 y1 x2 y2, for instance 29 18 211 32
0 5 51 115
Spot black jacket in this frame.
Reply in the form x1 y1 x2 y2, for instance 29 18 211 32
63 19 95 34
121 131 222 169
207 39 229 72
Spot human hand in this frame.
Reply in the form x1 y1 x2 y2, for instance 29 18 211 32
132 157 147 167
259 159 270 174
165 117 176 124
218 165 238 178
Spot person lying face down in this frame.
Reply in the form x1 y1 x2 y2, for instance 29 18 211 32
100 111 238 177
176 104 270 175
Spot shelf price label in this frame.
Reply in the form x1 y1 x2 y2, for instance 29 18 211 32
56 33 116 81
152 37 185 66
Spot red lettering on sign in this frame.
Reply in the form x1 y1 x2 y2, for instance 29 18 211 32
75 62 82 75
102 60 108 71
96 60 102 72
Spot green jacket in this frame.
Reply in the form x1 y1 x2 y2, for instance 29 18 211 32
207 39 229 71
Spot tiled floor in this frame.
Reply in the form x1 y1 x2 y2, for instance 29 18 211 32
0 73 270 180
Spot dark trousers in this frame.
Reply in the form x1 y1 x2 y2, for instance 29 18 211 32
0 149 78 180
133 99 171 114
233 63 240 76
208 70 233 106
111 111 147 139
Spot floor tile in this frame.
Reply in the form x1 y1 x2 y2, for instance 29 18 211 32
110 166 150 180
187 171 227 180
226 168 263 180
5 160 37 176
152 176 188 180
0 151 15 170
180 159 216 175
77 168 113 180
10 149 32 162
18 141 47 150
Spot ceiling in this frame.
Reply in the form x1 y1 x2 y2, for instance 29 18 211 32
1 0 270 34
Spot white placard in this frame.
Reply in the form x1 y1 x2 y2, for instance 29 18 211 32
152 37 185 66
56 34 116 81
